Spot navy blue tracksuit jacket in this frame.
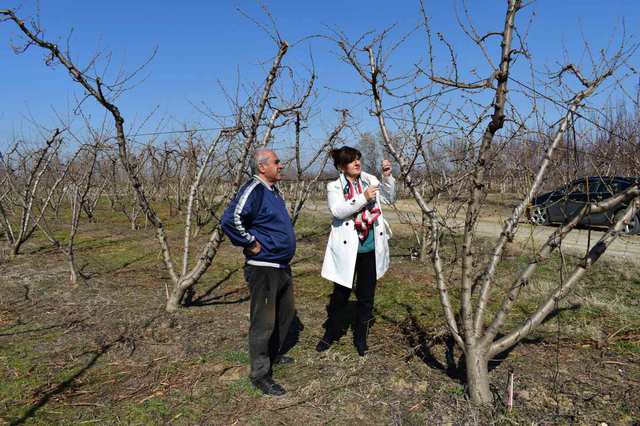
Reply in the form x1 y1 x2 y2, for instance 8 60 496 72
221 176 296 267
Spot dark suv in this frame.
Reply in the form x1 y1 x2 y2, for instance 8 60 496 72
527 176 640 234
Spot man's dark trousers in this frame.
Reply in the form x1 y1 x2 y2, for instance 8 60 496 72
244 264 295 380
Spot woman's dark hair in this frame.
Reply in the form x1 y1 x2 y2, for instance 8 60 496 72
330 146 361 170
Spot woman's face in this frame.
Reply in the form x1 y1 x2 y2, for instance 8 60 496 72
342 157 361 178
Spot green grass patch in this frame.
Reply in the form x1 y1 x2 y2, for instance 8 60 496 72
222 350 249 365
226 378 261 398
120 397 173 424
614 340 640 355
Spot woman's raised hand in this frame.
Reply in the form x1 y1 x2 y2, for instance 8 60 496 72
364 185 379 201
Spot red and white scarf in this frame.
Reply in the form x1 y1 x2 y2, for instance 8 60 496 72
343 176 380 241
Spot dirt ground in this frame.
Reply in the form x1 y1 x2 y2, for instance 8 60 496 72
0 206 639 425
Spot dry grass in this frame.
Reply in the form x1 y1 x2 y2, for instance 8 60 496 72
0 201 638 424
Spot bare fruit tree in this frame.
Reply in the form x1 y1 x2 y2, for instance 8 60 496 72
288 109 349 226
1 9 314 312
38 141 101 285
0 129 73 256
335 0 639 405
104 153 145 230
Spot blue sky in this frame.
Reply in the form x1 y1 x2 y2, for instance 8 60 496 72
1 1 639 151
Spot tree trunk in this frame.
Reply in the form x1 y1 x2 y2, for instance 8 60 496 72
69 259 78 286
67 246 80 286
465 347 492 405
166 285 186 312
12 241 22 257
419 211 429 262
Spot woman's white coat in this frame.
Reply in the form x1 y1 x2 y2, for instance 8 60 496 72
320 171 395 288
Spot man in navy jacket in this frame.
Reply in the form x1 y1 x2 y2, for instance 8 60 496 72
221 149 296 396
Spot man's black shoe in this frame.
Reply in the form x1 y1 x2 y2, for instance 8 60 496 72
251 376 286 396
274 355 295 365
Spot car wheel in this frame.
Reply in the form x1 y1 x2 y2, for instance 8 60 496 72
614 211 640 235
529 205 549 226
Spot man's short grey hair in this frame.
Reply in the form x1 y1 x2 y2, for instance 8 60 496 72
251 148 274 174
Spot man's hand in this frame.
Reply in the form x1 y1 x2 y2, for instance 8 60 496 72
364 185 379 201
381 159 392 177
247 240 262 256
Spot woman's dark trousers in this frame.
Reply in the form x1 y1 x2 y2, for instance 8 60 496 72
321 251 376 353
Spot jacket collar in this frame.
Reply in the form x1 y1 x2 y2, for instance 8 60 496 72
253 174 275 191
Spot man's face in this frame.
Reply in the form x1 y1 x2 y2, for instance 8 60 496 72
258 151 284 184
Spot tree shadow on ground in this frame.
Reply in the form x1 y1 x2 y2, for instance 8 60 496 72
186 255 316 307
9 336 122 426
541 303 581 323
0 323 67 337
289 254 317 266
103 253 155 275
0 317 88 338
296 228 330 243
292 270 319 280
183 267 246 307
188 287 250 306
390 307 466 382
379 303 578 385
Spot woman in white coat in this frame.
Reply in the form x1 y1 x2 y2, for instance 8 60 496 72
316 146 395 356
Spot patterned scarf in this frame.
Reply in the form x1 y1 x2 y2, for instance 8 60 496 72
343 176 380 241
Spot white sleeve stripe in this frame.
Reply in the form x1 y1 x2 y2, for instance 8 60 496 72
233 180 260 243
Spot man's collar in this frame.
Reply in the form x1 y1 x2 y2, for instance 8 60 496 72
253 174 275 191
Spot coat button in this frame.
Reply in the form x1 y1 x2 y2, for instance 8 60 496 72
379 232 383 235
343 240 347 244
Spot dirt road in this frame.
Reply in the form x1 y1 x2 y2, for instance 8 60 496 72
382 201 640 260
305 198 640 261
473 217 640 260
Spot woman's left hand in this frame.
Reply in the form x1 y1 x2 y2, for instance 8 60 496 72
381 159 392 177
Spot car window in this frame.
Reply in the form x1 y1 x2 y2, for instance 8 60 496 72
591 178 632 194
553 178 633 199
551 184 566 194
586 179 605 193
567 180 587 193
612 179 632 193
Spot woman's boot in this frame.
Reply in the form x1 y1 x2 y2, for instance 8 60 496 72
315 331 334 352
352 320 369 356
316 315 341 352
